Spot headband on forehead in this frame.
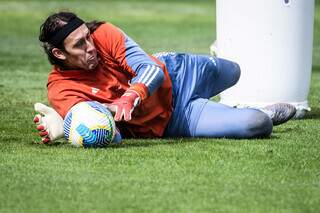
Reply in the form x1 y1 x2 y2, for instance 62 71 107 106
49 17 85 46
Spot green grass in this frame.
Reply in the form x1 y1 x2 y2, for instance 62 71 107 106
0 0 320 212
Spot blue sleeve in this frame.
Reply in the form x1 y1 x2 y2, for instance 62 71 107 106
124 35 165 96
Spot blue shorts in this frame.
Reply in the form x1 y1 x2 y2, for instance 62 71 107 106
155 53 242 137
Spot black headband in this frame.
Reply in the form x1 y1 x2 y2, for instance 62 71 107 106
49 17 85 46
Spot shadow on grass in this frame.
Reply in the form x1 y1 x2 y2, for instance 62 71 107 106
30 134 282 150
29 127 291 150
303 106 320 120
272 126 296 134
112 134 281 149
30 139 66 147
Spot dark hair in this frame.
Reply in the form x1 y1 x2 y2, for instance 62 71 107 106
39 12 104 67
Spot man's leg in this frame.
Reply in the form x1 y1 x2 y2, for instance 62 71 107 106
206 57 241 97
161 53 242 137
157 53 241 101
190 56 241 99
190 99 273 138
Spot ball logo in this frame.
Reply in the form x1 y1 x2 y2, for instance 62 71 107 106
76 124 97 144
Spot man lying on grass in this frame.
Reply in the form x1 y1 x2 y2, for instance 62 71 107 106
33 11 296 144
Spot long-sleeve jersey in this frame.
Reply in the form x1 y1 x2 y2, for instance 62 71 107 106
47 23 173 138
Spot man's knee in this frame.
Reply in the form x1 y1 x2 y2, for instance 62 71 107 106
226 61 241 87
243 110 273 138
232 62 241 85
217 58 241 87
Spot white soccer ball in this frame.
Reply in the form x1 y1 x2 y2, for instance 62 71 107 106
63 101 116 148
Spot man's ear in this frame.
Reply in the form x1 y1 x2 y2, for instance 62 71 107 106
52 48 67 60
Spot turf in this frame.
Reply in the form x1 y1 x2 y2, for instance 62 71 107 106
0 0 319 212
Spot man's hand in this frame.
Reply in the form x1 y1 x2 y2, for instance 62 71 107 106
105 90 140 122
33 103 64 144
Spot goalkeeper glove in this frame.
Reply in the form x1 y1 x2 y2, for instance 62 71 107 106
105 89 141 122
33 103 64 144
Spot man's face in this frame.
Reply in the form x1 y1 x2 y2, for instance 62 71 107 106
62 24 98 70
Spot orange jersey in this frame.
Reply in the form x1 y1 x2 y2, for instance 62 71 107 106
47 23 173 138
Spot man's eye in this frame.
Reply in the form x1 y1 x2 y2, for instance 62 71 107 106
76 39 85 47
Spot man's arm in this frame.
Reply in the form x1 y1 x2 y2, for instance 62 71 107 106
93 23 166 121
123 35 165 97
107 35 166 122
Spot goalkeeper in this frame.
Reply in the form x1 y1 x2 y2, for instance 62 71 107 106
34 12 296 143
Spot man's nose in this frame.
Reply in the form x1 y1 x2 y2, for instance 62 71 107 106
87 40 95 53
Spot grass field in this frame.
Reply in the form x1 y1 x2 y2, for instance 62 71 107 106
0 0 319 212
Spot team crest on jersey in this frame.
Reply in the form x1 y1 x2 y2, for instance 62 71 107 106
91 87 100 95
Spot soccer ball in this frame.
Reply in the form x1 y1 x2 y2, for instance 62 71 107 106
63 101 116 148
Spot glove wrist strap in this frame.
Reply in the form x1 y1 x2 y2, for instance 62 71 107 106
127 83 148 100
